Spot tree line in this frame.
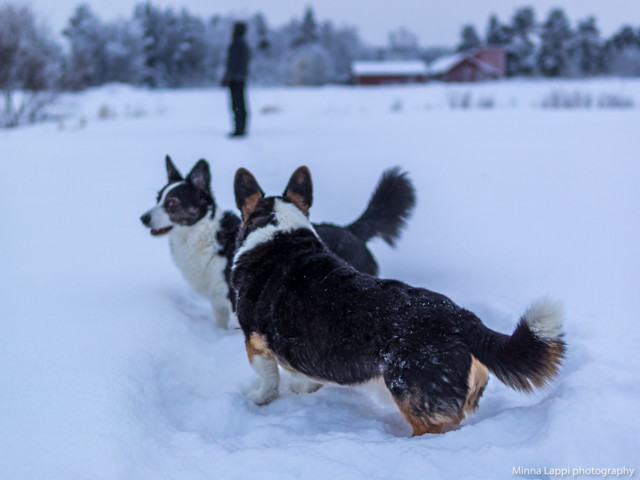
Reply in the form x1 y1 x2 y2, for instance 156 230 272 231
457 6 640 77
2 3 640 126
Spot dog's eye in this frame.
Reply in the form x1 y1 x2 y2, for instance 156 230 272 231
165 198 179 210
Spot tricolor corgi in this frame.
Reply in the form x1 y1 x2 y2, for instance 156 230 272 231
231 166 566 436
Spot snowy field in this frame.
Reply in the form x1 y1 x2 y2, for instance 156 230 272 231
1 79 639 479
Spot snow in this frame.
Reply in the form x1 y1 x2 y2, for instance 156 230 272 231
1 79 639 479
351 60 428 76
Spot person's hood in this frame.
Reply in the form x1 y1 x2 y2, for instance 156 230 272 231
233 22 247 38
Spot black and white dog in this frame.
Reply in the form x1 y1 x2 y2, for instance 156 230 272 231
140 157 240 328
141 157 416 328
231 166 566 436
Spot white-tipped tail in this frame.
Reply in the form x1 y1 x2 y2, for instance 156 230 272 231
466 298 566 392
523 298 564 341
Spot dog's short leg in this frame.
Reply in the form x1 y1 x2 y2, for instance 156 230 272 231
245 334 280 405
212 303 230 329
247 355 280 405
289 371 323 394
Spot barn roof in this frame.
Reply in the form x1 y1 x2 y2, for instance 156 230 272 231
351 61 428 76
426 53 467 75
427 49 502 76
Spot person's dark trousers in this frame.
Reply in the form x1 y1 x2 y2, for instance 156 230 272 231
229 81 247 135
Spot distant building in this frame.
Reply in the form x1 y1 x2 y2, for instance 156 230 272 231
427 48 506 82
350 60 428 85
350 48 506 85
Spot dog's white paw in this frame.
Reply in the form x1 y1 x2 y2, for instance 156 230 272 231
215 316 229 329
247 387 279 406
213 305 231 329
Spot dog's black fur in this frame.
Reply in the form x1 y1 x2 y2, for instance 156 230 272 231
231 166 566 436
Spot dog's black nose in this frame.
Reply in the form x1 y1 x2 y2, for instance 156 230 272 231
140 213 151 226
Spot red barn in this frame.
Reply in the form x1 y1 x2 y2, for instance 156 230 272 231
427 48 506 82
351 61 428 85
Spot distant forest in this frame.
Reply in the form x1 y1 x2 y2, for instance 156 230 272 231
2 2 640 94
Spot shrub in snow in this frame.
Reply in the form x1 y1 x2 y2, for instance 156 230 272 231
597 93 634 109
284 43 335 86
390 99 403 112
540 89 593 109
97 104 116 120
447 91 472 109
476 95 496 109
260 105 281 115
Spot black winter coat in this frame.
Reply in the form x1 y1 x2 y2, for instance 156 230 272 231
225 33 250 82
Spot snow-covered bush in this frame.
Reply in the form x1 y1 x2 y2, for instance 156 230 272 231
540 89 593 108
447 91 472 109
597 93 634 108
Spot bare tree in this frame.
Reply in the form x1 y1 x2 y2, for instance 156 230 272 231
0 4 61 128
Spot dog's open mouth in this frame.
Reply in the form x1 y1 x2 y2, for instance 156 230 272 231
150 226 173 236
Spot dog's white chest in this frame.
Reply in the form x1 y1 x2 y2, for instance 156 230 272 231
168 211 229 300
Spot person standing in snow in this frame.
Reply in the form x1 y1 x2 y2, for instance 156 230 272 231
222 22 251 138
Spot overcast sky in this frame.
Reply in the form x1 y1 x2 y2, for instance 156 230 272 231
19 0 640 46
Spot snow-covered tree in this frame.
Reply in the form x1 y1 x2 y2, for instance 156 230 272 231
294 7 319 47
171 9 208 85
566 17 602 77
102 18 145 85
505 7 537 76
457 24 481 52
281 8 340 86
285 43 334 85
388 27 420 59
63 4 108 89
603 25 640 76
320 22 364 82
250 12 270 51
538 8 573 77
133 2 167 87
486 14 510 46
512 7 535 33
202 15 234 84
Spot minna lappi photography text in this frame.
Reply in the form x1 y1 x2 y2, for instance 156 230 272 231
513 466 635 478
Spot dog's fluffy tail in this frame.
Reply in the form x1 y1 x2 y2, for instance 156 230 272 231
465 299 566 392
346 167 416 246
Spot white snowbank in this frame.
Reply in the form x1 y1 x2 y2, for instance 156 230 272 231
1 79 639 479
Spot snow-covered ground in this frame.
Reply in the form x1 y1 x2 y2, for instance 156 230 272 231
1 79 639 479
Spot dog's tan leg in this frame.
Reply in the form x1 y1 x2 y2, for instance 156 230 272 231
392 396 463 436
463 355 489 416
245 333 279 405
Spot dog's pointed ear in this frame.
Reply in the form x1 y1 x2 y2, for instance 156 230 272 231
235 168 264 219
283 166 313 216
165 155 183 183
186 159 211 193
